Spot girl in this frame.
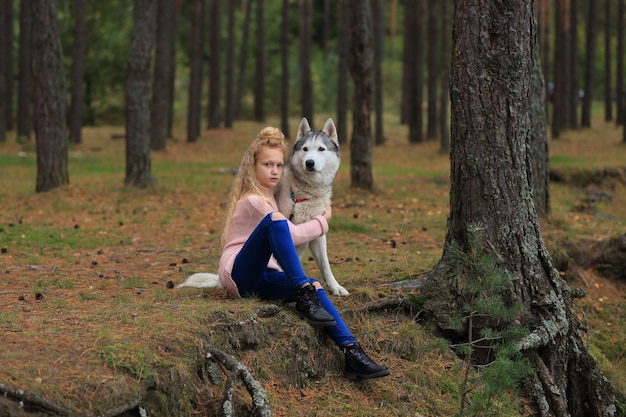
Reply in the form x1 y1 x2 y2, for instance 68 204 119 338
217 126 389 380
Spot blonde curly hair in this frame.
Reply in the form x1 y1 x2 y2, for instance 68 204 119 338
221 127 288 245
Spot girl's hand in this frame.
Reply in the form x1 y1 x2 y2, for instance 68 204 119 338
323 204 332 223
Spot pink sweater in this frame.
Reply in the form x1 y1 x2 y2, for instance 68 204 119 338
218 194 329 298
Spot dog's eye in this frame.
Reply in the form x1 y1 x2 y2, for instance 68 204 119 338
302 147 308 152
318 147 325 152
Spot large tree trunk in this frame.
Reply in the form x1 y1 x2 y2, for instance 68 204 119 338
125 0 156 188
186 0 204 143
347 0 374 189
31 0 68 192
416 1 617 415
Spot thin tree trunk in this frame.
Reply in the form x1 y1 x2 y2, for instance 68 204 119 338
439 0 450 155
208 0 221 128
151 0 177 150
31 0 68 192
187 0 204 143
299 0 313 123
68 0 86 145
3 1 14 132
347 0 374 189
125 0 156 188
17 0 31 142
224 0 234 128
280 0 289 137
616 0 624 125
567 0 579 129
530 15 551 217
372 0 385 145
604 0 613 122
0 2 7 142
253 0 265 122
336 0 349 145
426 0 438 140
552 0 570 138
581 0 596 128
234 0 252 118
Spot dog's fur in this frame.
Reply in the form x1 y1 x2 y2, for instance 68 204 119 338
179 118 348 296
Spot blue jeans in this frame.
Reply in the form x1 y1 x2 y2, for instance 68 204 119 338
231 213 356 348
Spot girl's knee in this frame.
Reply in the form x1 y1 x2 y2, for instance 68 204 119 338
271 211 287 221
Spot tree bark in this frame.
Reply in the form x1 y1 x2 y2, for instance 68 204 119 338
151 0 177 150
68 0 86 145
347 0 374 189
17 0 31 142
187 0 204 143
31 0 69 192
125 0 156 188
415 1 617 415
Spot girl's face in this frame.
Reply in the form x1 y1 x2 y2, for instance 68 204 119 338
255 147 284 191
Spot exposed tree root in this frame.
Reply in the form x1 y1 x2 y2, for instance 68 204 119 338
201 340 271 417
0 381 144 417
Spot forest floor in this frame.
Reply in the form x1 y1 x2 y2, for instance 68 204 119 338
0 116 625 416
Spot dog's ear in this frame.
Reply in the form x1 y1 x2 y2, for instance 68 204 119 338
297 118 311 140
322 118 338 144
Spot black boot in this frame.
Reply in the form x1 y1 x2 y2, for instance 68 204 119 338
343 343 390 380
293 285 336 327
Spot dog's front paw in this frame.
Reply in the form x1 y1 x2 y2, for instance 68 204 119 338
329 285 350 296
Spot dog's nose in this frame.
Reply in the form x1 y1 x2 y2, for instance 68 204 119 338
305 160 315 170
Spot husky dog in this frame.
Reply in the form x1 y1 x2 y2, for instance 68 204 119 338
275 117 348 296
179 118 348 296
